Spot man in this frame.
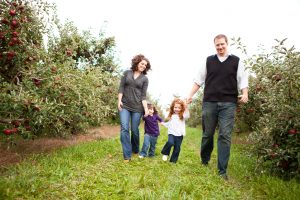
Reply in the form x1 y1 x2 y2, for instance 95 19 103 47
187 34 249 180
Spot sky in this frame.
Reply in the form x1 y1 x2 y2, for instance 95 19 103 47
48 0 300 111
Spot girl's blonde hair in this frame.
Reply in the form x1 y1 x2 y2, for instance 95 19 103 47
167 98 185 120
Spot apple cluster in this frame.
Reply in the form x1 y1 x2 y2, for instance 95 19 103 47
0 1 25 62
2 120 31 136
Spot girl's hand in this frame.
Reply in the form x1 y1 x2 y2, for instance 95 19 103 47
118 101 123 111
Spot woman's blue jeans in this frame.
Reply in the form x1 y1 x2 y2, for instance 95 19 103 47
201 102 237 175
119 108 143 160
140 134 158 157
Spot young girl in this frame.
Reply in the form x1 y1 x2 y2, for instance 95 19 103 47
139 103 163 158
161 98 190 163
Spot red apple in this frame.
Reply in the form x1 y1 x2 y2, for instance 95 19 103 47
3 129 12 135
7 51 16 60
288 129 297 135
11 37 18 43
51 66 57 73
9 10 17 16
34 80 41 86
12 2 18 7
256 84 262 92
11 19 18 27
11 128 18 133
12 31 18 37
32 78 42 86
12 120 21 127
0 32 5 40
66 49 72 56
246 108 255 113
8 41 15 46
18 6 25 12
1 19 9 25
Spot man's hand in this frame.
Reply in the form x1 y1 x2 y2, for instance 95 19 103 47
186 97 193 104
238 94 248 104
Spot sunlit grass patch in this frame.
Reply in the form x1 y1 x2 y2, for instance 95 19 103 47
0 127 299 200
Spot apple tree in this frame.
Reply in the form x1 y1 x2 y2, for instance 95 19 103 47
234 39 300 179
1 0 120 144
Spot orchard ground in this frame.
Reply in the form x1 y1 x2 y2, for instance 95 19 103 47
0 124 119 167
0 124 250 168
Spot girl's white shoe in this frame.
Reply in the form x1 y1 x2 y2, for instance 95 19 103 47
162 155 168 161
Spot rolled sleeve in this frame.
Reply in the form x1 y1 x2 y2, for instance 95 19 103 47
194 63 206 87
237 60 249 90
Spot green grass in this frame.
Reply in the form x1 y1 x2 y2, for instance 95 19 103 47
0 127 299 199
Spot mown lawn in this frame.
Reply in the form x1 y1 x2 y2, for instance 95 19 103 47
0 126 299 199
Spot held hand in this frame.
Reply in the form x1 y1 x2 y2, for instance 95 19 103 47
183 99 188 109
118 101 123 111
144 108 149 117
238 94 248 104
186 97 193 104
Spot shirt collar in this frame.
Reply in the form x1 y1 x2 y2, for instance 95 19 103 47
216 53 231 59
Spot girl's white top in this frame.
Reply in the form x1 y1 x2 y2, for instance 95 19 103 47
162 110 190 136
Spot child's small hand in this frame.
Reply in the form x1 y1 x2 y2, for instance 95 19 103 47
183 99 188 108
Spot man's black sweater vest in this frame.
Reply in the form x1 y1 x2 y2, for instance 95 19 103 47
203 54 239 103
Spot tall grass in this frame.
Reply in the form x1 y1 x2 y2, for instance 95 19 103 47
0 126 299 199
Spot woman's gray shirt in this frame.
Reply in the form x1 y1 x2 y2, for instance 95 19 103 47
118 70 148 113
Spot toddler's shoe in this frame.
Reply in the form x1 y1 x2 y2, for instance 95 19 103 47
219 174 229 181
138 155 144 158
162 155 168 161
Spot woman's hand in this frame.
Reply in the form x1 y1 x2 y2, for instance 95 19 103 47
118 101 123 111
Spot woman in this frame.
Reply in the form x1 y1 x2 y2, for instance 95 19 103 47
118 54 151 162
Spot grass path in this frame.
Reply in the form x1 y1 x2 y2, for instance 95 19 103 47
0 127 299 199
